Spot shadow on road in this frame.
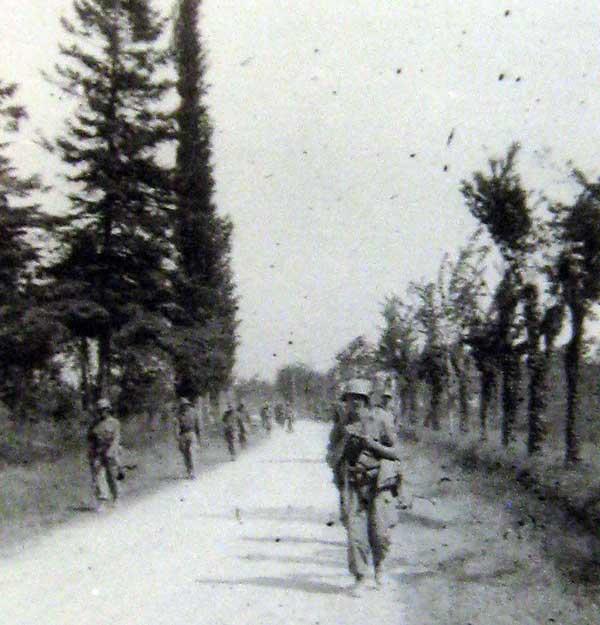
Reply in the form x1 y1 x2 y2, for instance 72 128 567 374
195 505 333 525
194 574 347 596
397 511 450 530
239 551 346 569
260 458 323 465
242 535 345 548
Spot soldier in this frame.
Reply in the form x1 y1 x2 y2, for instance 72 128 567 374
326 386 349 526
260 401 273 433
222 402 237 460
236 402 249 449
87 397 123 510
174 397 201 479
274 402 285 428
332 378 402 596
283 399 295 433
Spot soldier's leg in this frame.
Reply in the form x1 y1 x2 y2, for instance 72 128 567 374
238 424 247 448
345 481 369 582
368 484 396 581
89 455 104 504
186 437 195 478
225 429 236 458
105 456 120 502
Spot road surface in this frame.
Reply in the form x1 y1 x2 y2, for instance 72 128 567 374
1 422 598 624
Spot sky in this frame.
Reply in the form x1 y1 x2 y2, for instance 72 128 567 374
1 1 600 380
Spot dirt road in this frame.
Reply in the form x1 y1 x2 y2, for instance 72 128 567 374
1 422 598 624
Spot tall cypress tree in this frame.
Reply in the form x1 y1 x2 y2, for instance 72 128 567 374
171 0 237 400
48 0 175 398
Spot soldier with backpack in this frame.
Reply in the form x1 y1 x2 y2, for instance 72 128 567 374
87 397 123 510
222 402 237 460
175 397 201 479
329 378 402 596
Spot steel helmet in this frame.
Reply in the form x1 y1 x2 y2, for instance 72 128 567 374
180 397 192 405
97 397 112 411
382 388 394 398
343 378 372 400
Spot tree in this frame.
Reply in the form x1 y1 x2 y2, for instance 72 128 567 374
550 173 600 464
461 144 532 446
412 279 448 431
376 296 419 423
332 336 377 382
0 80 62 415
47 0 175 399
521 277 564 454
443 241 489 433
171 0 238 401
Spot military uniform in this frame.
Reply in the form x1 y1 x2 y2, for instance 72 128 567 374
334 379 402 593
326 399 349 525
175 399 201 479
260 402 273 433
88 399 123 508
222 405 237 459
236 403 248 448
283 401 295 433
274 403 285 427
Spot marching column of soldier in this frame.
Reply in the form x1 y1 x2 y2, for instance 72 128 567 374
86 371 402 599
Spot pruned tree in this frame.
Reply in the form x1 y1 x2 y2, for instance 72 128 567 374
461 144 532 446
549 172 600 464
443 239 489 433
332 335 377 382
412 279 448 431
376 296 419 423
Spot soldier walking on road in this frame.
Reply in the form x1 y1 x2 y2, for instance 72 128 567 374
236 402 249 449
88 397 123 510
174 397 201 479
326 386 349 526
329 378 402 596
274 402 285 428
283 399 295 433
222 402 237 460
260 401 273 433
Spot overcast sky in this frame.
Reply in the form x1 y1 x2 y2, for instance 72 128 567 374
1 1 600 380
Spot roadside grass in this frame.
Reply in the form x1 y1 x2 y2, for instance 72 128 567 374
0 415 264 556
402 421 600 590
414 426 600 531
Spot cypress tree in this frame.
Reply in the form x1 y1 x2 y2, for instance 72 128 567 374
171 0 237 400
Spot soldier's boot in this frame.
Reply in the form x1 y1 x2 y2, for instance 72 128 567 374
349 575 367 598
374 565 389 589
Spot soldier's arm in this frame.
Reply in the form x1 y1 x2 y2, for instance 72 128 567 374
360 419 401 461
195 414 202 438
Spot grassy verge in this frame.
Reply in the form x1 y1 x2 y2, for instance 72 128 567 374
400 424 600 586
0 417 265 557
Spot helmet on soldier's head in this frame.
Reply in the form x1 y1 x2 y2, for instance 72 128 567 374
181 397 192 406
382 388 394 398
342 378 372 400
97 397 111 411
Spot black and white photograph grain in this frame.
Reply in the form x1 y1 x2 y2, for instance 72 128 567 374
0 2 599 624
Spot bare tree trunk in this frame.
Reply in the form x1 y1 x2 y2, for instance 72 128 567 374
79 337 91 411
565 308 584 465
479 368 494 441
501 352 521 447
428 378 442 431
450 346 470 433
96 330 112 399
